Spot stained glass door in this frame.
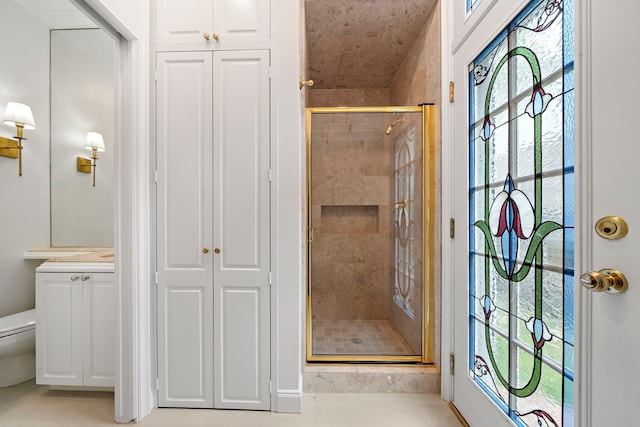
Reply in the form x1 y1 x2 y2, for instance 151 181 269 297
452 0 574 425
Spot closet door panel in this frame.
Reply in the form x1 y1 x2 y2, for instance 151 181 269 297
156 51 214 408
155 0 213 45
214 0 270 49
213 50 271 410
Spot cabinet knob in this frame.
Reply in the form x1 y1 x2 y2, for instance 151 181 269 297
214 248 221 254
203 32 210 41
203 248 209 254
81 275 90 281
212 33 219 41
71 275 80 281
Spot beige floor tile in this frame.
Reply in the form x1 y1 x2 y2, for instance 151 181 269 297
0 380 461 426
312 393 460 427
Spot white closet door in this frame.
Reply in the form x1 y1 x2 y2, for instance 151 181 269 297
155 0 213 45
156 51 214 408
212 50 271 410
213 0 271 49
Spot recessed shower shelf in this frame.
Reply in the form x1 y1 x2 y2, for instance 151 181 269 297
320 205 379 233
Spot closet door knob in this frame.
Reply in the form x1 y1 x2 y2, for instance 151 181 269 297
214 248 221 254
212 33 219 41
203 248 209 254
203 32 210 41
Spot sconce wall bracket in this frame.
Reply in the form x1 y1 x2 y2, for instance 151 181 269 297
0 136 19 159
77 157 92 173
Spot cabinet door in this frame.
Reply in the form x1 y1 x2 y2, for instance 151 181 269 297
36 273 83 386
213 50 270 410
83 273 115 387
156 51 215 408
212 0 270 49
155 0 270 49
155 0 213 45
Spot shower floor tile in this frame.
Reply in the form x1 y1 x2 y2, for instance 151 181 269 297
312 319 416 356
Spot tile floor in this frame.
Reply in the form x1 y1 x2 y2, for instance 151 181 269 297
0 379 463 426
312 319 416 355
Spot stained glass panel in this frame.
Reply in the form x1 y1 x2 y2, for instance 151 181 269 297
468 0 574 425
467 0 482 13
393 124 418 319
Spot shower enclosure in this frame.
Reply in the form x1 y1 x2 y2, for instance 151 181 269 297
306 106 435 363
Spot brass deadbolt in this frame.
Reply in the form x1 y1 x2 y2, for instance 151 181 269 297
595 216 628 240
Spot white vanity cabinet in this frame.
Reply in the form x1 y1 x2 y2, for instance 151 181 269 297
35 262 115 388
155 0 270 49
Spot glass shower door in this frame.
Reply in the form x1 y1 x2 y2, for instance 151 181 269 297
306 106 435 363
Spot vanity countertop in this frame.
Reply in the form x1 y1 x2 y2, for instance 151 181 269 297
46 250 114 263
25 247 113 261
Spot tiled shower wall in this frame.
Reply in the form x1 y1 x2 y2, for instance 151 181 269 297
310 113 392 322
305 0 442 358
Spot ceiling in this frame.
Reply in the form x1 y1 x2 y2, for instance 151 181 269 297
11 0 94 29
305 0 438 89
15 0 436 89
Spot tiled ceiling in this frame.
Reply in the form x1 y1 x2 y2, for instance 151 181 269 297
305 0 438 89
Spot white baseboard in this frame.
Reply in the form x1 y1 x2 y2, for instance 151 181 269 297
274 391 302 413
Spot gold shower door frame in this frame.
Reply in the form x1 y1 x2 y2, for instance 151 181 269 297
306 105 436 363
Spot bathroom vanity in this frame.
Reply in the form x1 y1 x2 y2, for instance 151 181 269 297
35 253 114 388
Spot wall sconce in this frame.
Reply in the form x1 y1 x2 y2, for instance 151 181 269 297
0 102 36 176
77 131 105 187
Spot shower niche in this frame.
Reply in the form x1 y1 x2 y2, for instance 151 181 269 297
306 106 435 363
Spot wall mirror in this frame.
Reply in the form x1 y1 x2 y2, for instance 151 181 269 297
50 27 117 246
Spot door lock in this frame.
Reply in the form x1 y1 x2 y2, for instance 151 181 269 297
595 216 628 240
580 268 628 294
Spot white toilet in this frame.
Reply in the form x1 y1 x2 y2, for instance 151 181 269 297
0 309 36 387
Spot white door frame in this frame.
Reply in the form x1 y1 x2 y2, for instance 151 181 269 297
441 0 592 424
70 0 152 422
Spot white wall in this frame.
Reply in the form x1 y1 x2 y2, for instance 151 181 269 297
0 2 51 318
271 0 303 413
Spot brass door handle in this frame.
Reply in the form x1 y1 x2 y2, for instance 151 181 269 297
394 199 407 209
580 268 628 294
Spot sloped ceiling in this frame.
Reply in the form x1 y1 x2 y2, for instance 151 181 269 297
305 0 438 89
